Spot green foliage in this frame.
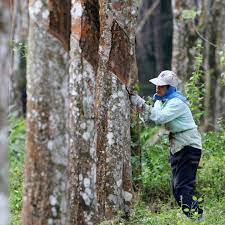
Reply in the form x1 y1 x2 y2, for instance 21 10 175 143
185 41 205 125
9 117 26 225
219 49 225 66
101 198 225 225
219 49 225 85
138 132 171 194
9 40 28 59
181 9 200 21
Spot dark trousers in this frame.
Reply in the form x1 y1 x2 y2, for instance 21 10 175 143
170 145 203 217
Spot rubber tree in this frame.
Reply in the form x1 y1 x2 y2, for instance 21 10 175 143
172 0 201 83
0 0 10 224
22 0 71 224
68 0 138 224
202 0 225 130
136 0 173 96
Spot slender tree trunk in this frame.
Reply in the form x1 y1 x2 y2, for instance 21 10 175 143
172 0 201 84
68 0 138 223
22 1 71 224
136 0 173 96
0 0 10 224
203 0 225 130
10 0 29 116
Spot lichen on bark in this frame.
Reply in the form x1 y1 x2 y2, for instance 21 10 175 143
22 1 70 224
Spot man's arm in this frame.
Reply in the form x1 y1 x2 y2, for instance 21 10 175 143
130 94 153 123
149 98 185 124
130 95 185 125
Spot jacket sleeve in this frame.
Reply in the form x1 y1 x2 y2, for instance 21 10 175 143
149 98 186 125
141 98 185 125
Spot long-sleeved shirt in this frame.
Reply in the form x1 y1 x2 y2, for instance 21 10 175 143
142 97 202 154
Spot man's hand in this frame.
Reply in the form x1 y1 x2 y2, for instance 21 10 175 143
136 106 145 113
130 94 146 112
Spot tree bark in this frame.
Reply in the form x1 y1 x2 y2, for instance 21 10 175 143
172 0 201 84
68 0 138 224
203 0 225 130
95 0 137 219
68 0 100 224
22 1 71 224
0 0 10 224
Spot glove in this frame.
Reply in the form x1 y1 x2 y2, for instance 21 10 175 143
130 94 146 109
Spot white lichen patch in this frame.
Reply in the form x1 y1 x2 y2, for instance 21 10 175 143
117 91 124 98
30 0 43 15
31 109 38 118
111 93 118 99
83 178 90 188
116 179 122 187
71 2 83 18
90 147 95 157
80 122 86 129
70 89 78 96
131 9 136 15
80 192 91 206
85 187 92 197
29 0 49 27
84 211 94 225
47 140 53 151
51 206 57 217
108 194 118 204
49 195 57 206
82 132 90 141
42 10 49 20
107 132 114 146
48 218 53 225
79 173 83 181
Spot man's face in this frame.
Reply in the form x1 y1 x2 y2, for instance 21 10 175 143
156 85 168 96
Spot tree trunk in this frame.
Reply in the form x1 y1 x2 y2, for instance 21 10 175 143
136 0 173 96
22 1 71 224
68 0 138 223
172 0 201 84
95 0 138 220
0 0 10 224
68 0 100 224
203 0 225 130
10 0 29 116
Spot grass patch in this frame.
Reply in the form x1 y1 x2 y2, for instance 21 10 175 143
9 117 25 225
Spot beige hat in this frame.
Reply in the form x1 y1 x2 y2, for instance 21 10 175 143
149 70 180 87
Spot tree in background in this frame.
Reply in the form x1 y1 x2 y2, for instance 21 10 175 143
136 0 173 96
0 0 10 224
172 0 225 130
202 0 225 130
10 0 28 116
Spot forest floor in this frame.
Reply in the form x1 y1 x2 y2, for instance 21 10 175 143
9 117 225 225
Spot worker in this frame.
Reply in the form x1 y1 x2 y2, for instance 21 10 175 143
130 70 204 220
